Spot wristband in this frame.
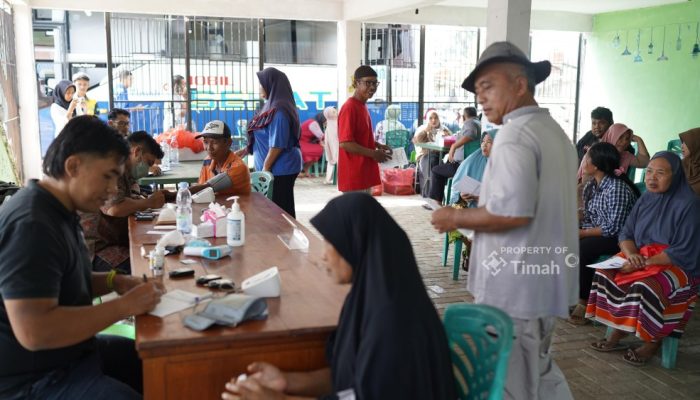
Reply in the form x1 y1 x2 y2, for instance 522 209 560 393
106 270 118 292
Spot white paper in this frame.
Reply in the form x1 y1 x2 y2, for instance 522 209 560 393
586 256 626 269
380 148 408 169
153 225 176 230
146 230 169 235
457 229 475 240
453 175 481 196
427 285 445 294
149 289 209 318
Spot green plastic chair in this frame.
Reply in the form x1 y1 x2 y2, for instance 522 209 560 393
251 171 274 200
462 140 481 159
442 178 462 280
311 152 327 177
667 138 682 155
443 303 514 400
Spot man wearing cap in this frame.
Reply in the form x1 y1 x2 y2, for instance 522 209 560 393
337 66 392 193
190 120 251 196
431 42 577 400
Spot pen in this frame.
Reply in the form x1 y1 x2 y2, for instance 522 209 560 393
194 294 213 304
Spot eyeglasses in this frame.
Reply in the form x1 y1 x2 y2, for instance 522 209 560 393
115 121 130 127
358 80 380 87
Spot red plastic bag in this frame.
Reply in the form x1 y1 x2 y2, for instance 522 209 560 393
613 244 671 286
371 184 383 196
156 128 204 153
382 168 415 196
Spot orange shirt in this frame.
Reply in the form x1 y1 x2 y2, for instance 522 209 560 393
198 151 251 196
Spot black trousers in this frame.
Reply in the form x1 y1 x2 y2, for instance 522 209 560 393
272 173 299 218
429 161 461 202
579 236 620 300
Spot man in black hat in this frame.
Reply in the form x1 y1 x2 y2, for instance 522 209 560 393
431 41 577 400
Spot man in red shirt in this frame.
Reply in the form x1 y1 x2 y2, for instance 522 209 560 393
337 66 392 192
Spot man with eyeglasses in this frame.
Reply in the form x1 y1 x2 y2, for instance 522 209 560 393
337 66 392 193
107 108 131 137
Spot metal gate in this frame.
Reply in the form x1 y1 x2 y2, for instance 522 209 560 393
107 14 260 146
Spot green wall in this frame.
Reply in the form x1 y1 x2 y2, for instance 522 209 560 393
581 1 700 154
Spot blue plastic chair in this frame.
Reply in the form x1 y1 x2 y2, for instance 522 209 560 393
250 171 274 200
443 304 514 400
442 178 462 280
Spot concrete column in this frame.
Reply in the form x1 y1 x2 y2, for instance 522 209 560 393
486 0 532 54
336 21 362 109
13 3 43 181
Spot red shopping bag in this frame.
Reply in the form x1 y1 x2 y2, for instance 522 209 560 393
382 168 415 196
613 244 671 286
371 184 383 196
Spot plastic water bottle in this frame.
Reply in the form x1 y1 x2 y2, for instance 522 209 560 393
161 141 171 170
170 135 179 165
176 182 192 234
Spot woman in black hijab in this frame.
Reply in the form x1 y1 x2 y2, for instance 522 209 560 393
50 80 76 138
223 193 456 400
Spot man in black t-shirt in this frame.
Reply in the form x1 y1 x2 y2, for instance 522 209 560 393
0 116 163 399
575 106 613 166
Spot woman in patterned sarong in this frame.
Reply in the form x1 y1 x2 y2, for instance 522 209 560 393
586 151 700 366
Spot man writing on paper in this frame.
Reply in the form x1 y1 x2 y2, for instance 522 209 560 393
0 116 162 399
431 42 578 400
337 66 393 193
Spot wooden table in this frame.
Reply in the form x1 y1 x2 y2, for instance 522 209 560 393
129 193 348 399
138 160 202 189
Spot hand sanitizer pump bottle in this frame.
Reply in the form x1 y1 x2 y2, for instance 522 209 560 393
226 196 245 246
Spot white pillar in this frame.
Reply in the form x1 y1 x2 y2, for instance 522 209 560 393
13 3 42 181
486 0 532 54
336 21 362 109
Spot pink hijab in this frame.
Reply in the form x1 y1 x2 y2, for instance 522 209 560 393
577 123 635 180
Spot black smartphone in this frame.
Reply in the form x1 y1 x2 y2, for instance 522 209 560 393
196 274 222 285
169 267 195 278
135 214 155 221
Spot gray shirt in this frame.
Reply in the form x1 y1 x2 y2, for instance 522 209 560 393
453 119 481 162
467 106 579 320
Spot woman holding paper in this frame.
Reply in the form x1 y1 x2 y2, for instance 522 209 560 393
448 129 496 205
586 152 700 366
568 143 639 325
222 193 456 400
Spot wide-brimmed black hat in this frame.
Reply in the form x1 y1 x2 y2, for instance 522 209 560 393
462 41 551 93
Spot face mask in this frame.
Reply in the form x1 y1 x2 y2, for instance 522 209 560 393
131 160 150 179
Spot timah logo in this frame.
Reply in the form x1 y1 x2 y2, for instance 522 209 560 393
482 251 508 276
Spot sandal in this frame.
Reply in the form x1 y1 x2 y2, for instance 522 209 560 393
590 338 629 352
622 348 649 366
567 304 590 325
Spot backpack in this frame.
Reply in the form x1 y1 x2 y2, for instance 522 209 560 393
0 181 20 206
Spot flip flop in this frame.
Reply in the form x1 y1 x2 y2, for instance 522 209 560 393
623 348 649 366
590 339 629 352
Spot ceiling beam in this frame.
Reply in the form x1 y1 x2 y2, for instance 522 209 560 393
27 0 344 21
343 0 440 21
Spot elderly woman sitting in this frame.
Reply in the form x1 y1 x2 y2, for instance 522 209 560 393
586 152 700 366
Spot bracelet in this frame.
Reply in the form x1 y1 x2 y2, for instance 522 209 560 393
106 270 118 292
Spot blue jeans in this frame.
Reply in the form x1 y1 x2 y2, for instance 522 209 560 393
20 335 141 400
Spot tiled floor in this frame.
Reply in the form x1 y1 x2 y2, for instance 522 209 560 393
293 175 700 400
